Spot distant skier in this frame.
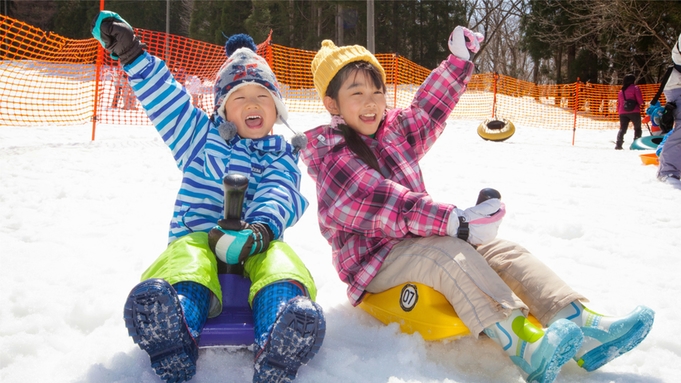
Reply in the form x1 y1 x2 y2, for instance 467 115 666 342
300 26 654 383
91 11 324 383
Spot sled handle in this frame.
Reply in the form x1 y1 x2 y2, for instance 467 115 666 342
223 174 249 222
476 188 501 205
217 174 249 275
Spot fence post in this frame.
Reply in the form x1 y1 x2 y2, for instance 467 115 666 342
393 54 398 109
91 0 106 141
572 78 580 145
492 72 499 118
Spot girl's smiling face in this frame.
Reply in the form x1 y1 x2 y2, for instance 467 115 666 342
223 83 278 139
324 70 387 136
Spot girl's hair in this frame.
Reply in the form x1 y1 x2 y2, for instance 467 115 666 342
622 74 635 91
326 61 386 173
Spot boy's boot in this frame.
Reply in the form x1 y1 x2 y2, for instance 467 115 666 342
550 301 654 371
124 279 200 383
484 310 583 383
252 281 326 383
173 281 210 341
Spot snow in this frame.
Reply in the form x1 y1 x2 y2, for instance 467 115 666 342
1 113 679 383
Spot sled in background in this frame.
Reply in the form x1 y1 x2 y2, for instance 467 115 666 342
639 153 659 166
477 118 516 142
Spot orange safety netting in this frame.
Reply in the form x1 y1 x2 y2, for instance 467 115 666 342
1 14 667 136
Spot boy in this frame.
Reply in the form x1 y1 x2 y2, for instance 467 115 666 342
91 11 325 383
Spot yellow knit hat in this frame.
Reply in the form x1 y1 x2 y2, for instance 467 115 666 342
311 40 386 100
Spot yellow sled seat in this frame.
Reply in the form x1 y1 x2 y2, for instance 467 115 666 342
359 282 540 341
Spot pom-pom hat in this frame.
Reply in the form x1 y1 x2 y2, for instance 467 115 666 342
213 34 307 151
311 40 386 100
214 34 288 124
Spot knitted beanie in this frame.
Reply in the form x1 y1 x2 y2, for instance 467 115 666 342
310 40 386 100
214 34 288 124
213 34 306 151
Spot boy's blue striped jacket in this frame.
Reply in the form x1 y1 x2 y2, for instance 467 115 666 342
123 51 308 243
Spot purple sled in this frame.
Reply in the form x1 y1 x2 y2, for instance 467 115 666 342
198 273 254 348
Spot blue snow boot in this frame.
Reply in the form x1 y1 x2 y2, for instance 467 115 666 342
123 279 199 383
173 281 210 341
573 305 655 371
252 281 326 383
484 310 583 383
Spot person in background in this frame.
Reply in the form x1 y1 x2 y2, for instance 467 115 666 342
655 32 681 183
300 26 655 383
91 11 325 383
615 74 644 150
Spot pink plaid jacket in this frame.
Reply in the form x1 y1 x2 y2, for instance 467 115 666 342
300 55 474 305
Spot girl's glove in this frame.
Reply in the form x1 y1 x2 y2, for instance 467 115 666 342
448 26 484 61
91 11 146 65
208 221 273 265
447 199 505 246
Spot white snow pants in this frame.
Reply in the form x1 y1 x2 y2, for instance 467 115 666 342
365 236 586 337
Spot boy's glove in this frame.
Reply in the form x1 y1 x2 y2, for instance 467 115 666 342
447 199 506 246
91 11 146 65
208 221 273 265
448 26 484 61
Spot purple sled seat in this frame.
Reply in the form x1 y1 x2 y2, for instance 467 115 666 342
198 273 254 348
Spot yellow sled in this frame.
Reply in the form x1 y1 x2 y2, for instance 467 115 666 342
359 282 539 341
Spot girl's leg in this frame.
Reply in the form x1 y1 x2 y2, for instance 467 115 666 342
367 236 583 383
245 241 325 383
479 239 654 372
484 309 583 383
366 235 525 335
476 239 586 325
632 114 642 140
549 301 654 371
615 115 630 149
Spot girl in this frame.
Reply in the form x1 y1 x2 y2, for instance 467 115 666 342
615 74 644 149
300 26 654 383
92 11 324 383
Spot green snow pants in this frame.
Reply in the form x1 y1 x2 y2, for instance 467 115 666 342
140 232 317 318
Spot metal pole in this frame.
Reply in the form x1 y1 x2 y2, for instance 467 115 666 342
165 0 170 62
91 0 106 141
367 0 375 53
336 4 343 46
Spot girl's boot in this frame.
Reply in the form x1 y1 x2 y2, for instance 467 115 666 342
252 280 326 383
550 301 654 371
484 310 583 383
124 279 201 383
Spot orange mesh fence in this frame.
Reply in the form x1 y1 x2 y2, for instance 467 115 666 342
1 14 667 135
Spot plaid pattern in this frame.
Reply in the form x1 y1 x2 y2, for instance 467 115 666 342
300 55 474 305
125 52 307 242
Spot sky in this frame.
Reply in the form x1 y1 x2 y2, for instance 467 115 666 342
1 112 680 383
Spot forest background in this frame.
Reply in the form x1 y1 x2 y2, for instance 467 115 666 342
2 0 681 87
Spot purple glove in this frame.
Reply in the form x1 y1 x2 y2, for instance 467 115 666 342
448 26 484 61
447 198 506 246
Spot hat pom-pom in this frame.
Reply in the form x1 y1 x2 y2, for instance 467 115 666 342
290 132 308 152
217 121 238 141
224 34 257 57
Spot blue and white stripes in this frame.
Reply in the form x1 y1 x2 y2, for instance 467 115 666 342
124 52 308 243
